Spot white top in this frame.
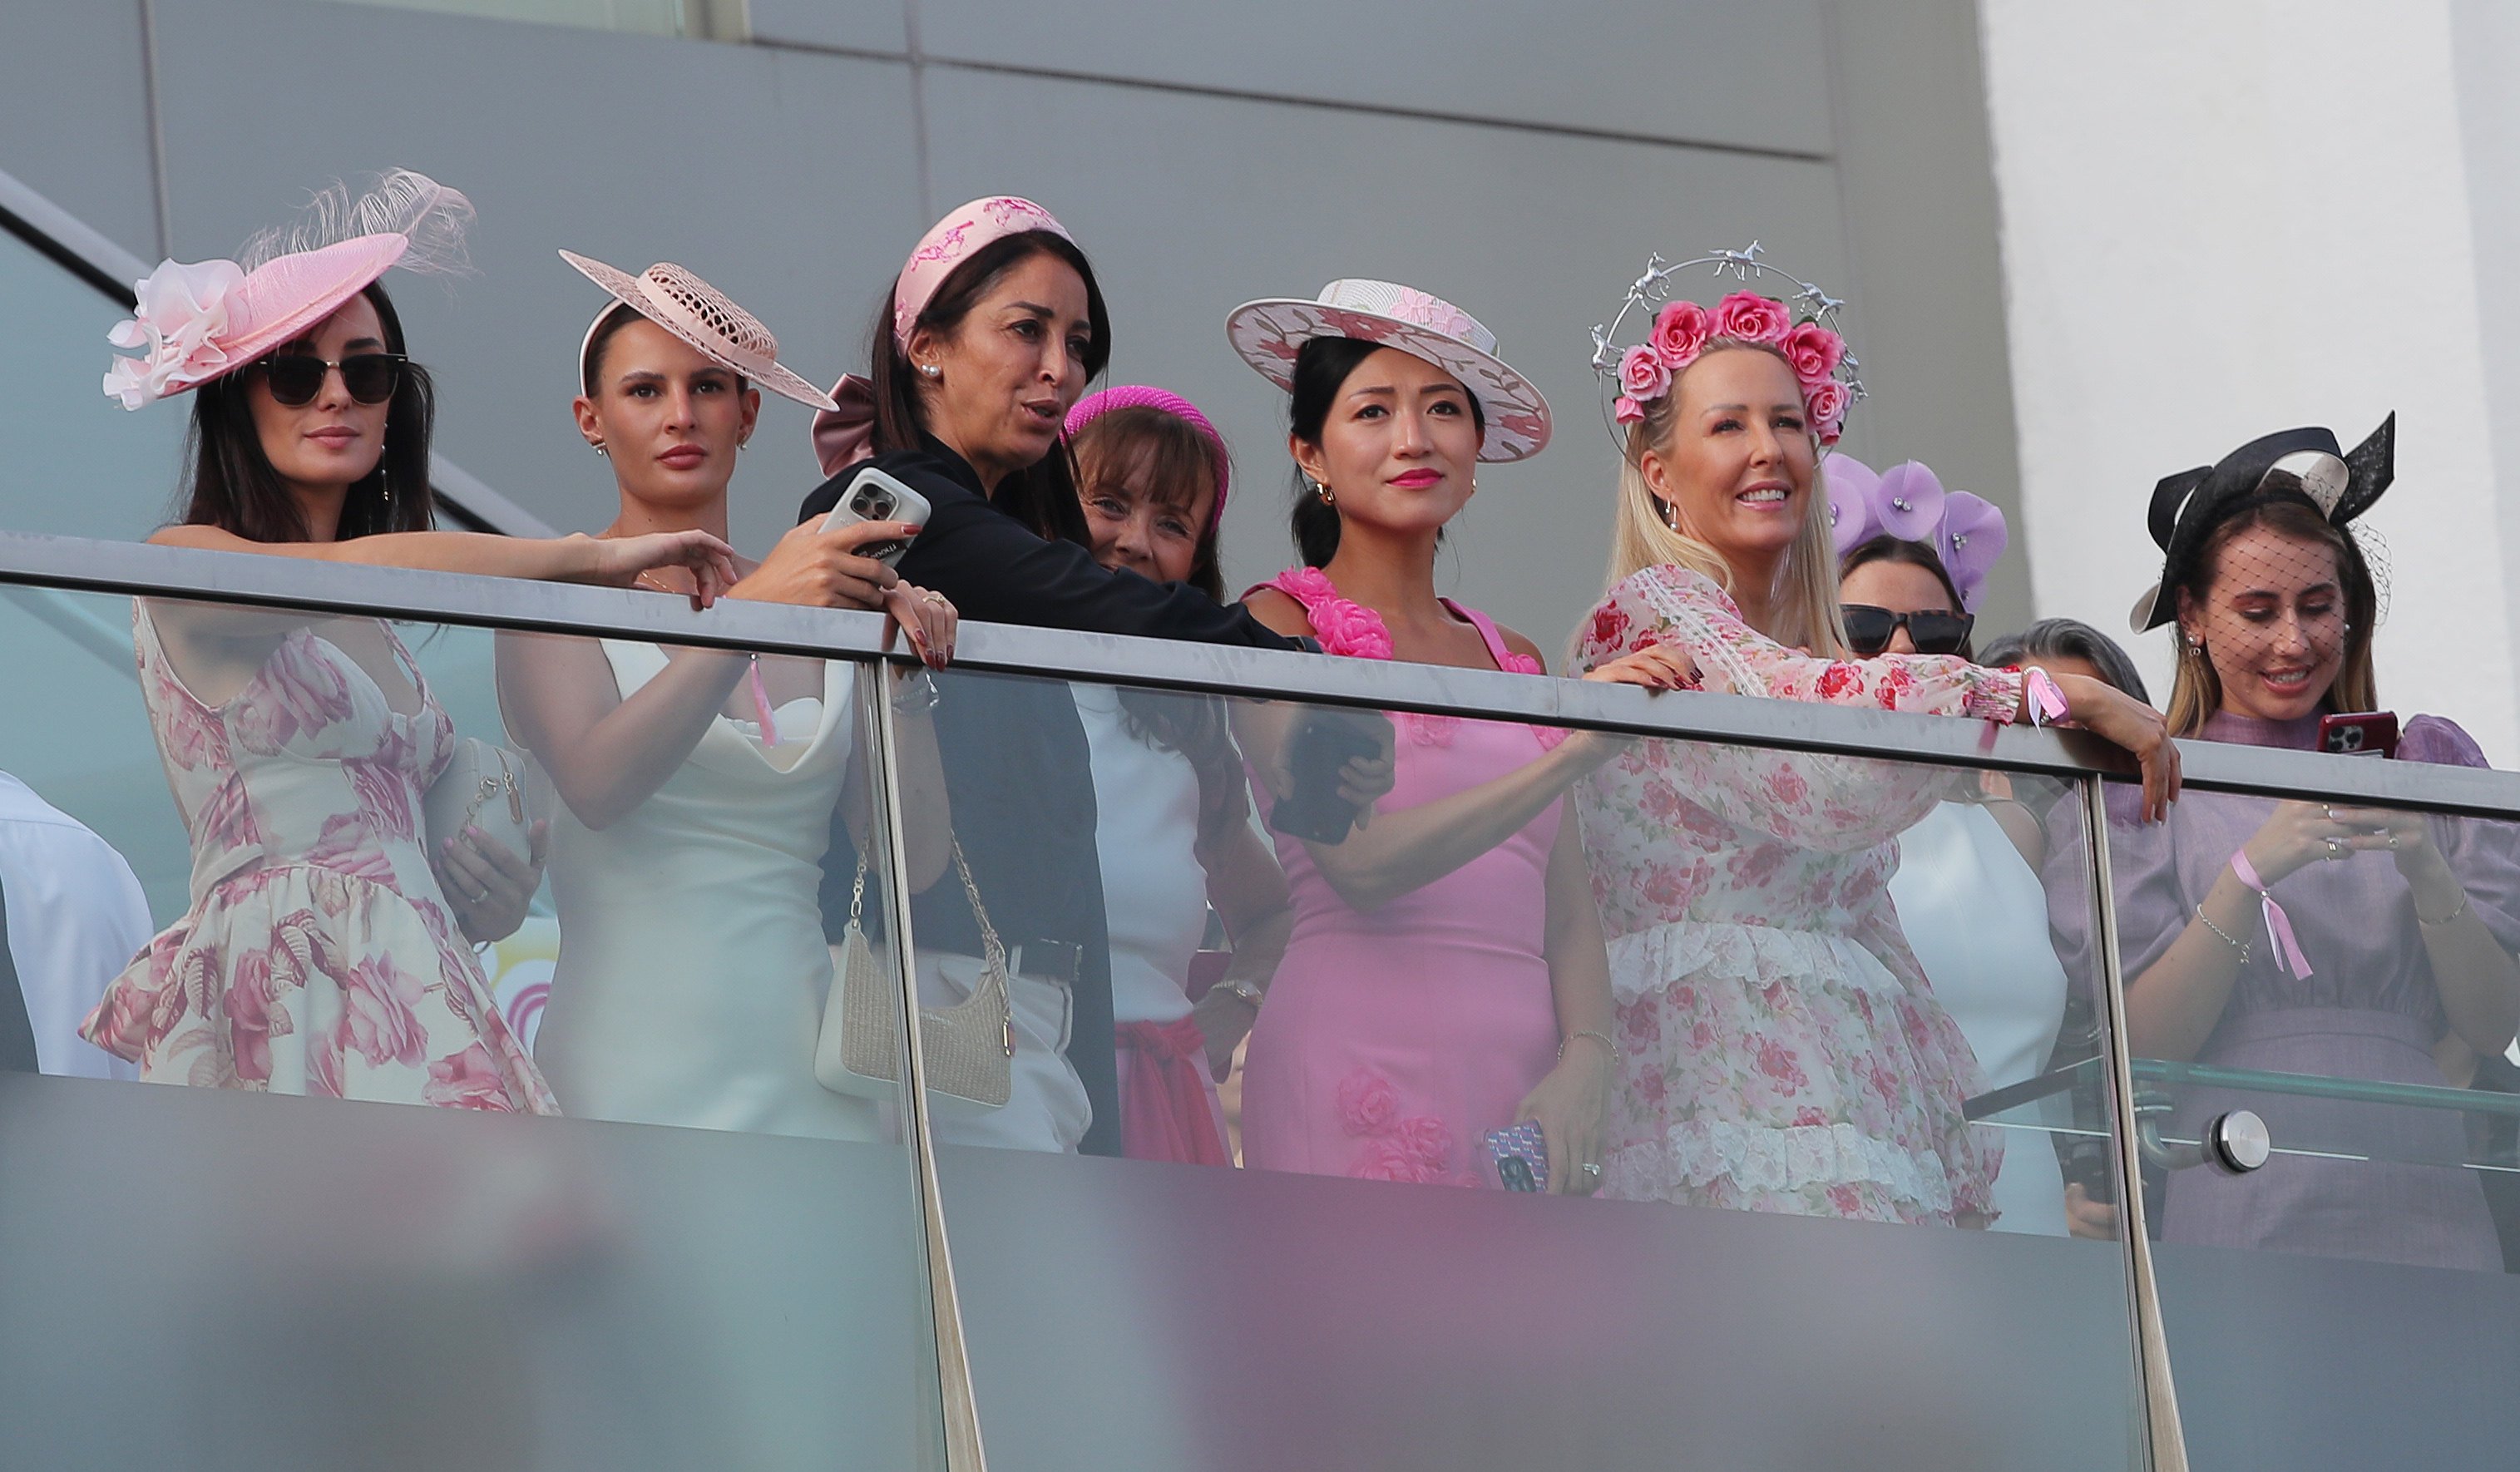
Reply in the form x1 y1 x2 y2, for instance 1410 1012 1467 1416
0 771 148 1079
1073 684 1208 1025
1890 801 2071 1236
531 645 873 1139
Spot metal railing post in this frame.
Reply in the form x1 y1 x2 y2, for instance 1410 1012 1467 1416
860 661 989 1472
2081 773 2187 1472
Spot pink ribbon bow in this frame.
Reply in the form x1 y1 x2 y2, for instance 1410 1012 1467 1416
2230 850 2315 981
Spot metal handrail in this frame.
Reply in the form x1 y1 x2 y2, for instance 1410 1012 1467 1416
6 526 2519 818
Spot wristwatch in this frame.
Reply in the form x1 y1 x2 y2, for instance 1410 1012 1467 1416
1215 978 1266 1011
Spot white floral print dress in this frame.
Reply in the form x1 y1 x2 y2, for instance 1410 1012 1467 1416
81 603 556 1113
1573 565 2020 1224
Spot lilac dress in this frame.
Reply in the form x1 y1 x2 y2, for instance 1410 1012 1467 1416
2048 711 2520 1269
1236 569 1564 1187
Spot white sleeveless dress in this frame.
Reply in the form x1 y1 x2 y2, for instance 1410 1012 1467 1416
530 641 876 1140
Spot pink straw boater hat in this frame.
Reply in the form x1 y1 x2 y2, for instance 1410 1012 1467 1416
103 170 473 409
561 250 838 412
1223 279 1552 462
1064 385 1233 532
811 194 1080 474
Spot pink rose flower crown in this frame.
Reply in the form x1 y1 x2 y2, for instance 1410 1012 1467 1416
1586 242 1864 448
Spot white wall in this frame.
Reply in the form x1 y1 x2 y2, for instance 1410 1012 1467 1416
1978 0 2519 761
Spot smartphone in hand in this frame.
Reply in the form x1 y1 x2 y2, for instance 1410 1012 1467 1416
1485 1122 1549 1193
1267 708 1391 845
820 466 932 567
2318 710 2399 758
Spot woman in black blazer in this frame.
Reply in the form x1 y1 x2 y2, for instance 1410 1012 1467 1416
801 199 1306 1156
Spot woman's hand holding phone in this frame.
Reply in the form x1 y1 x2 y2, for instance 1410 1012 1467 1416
729 517 920 610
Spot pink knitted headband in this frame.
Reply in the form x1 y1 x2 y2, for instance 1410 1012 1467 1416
891 196 1073 348
1065 385 1233 532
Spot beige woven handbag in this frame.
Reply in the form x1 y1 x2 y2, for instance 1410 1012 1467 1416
815 842 1013 1109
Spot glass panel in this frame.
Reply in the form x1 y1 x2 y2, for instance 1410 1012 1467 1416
0 585 945 1470
2102 775 2520 1470
0 226 186 541
902 664 2142 1470
314 0 708 39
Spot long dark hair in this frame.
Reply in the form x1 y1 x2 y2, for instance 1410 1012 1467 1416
180 280 436 541
867 230 1109 546
1286 335 1482 567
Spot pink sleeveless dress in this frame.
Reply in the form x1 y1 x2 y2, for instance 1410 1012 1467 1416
81 604 555 1112
1237 568 1565 1186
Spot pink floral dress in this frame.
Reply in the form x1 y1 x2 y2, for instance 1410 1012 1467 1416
1237 568 1566 1186
1573 565 2021 1224
80 604 556 1113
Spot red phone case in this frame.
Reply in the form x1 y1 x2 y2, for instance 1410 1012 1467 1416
2318 710 2399 758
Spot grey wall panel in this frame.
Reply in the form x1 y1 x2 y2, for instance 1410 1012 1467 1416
0 1 161 254
745 0 912 55
918 64 1847 652
1822 0 2031 635
145 0 928 556
938 1147 2142 1472
0 1073 945 1472
908 0 1834 156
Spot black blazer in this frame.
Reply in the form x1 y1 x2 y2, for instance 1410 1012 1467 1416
803 439 1301 1156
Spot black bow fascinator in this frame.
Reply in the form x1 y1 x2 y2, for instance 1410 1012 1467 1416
2129 413 2395 632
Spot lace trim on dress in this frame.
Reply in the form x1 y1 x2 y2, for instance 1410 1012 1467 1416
1603 917 1909 1005
1615 1117 1960 1214
1627 566 1772 697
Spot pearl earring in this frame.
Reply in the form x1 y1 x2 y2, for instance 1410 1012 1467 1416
919 363 941 379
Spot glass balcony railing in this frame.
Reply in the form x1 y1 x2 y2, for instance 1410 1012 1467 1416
7 526 2520 1470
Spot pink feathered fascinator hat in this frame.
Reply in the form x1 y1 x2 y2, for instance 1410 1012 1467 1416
103 170 473 409
813 195 1077 475
1826 457 2009 613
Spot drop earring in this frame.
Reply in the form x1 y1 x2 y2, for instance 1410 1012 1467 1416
1312 480 1334 506
592 440 609 457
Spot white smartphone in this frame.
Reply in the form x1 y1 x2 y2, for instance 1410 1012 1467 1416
819 465 932 567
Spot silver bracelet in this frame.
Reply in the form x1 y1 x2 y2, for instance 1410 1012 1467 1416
2418 891 2473 929
2197 906 2253 963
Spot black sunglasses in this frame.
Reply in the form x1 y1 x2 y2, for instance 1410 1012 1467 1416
255 352 409 408
1842 603 1974 656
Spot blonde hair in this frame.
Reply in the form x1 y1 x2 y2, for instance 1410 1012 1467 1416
1603 342 1850 657
2162 497 2379 736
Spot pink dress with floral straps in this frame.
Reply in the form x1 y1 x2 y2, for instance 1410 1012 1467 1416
1236 568 1565 1186
1573 564 2020 1224
79 603 556 1113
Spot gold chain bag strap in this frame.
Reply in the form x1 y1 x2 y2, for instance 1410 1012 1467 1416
815 841 1014 1108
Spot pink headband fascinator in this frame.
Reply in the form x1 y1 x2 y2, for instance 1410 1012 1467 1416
891 196 1073 348
1828 457 2009 612
103 169 472 409
1065 386 1233 532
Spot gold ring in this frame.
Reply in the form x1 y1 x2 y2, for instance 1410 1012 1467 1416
921 590 948 607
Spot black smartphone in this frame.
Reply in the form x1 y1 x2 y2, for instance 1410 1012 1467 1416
1267 708 1391 846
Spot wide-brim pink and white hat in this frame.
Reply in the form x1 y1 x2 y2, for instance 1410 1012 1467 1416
1223 279 1551 462
562 250 838 412
103 169 469 409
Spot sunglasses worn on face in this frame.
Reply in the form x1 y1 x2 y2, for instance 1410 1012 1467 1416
1843 604 1974 656
256 353 409 408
